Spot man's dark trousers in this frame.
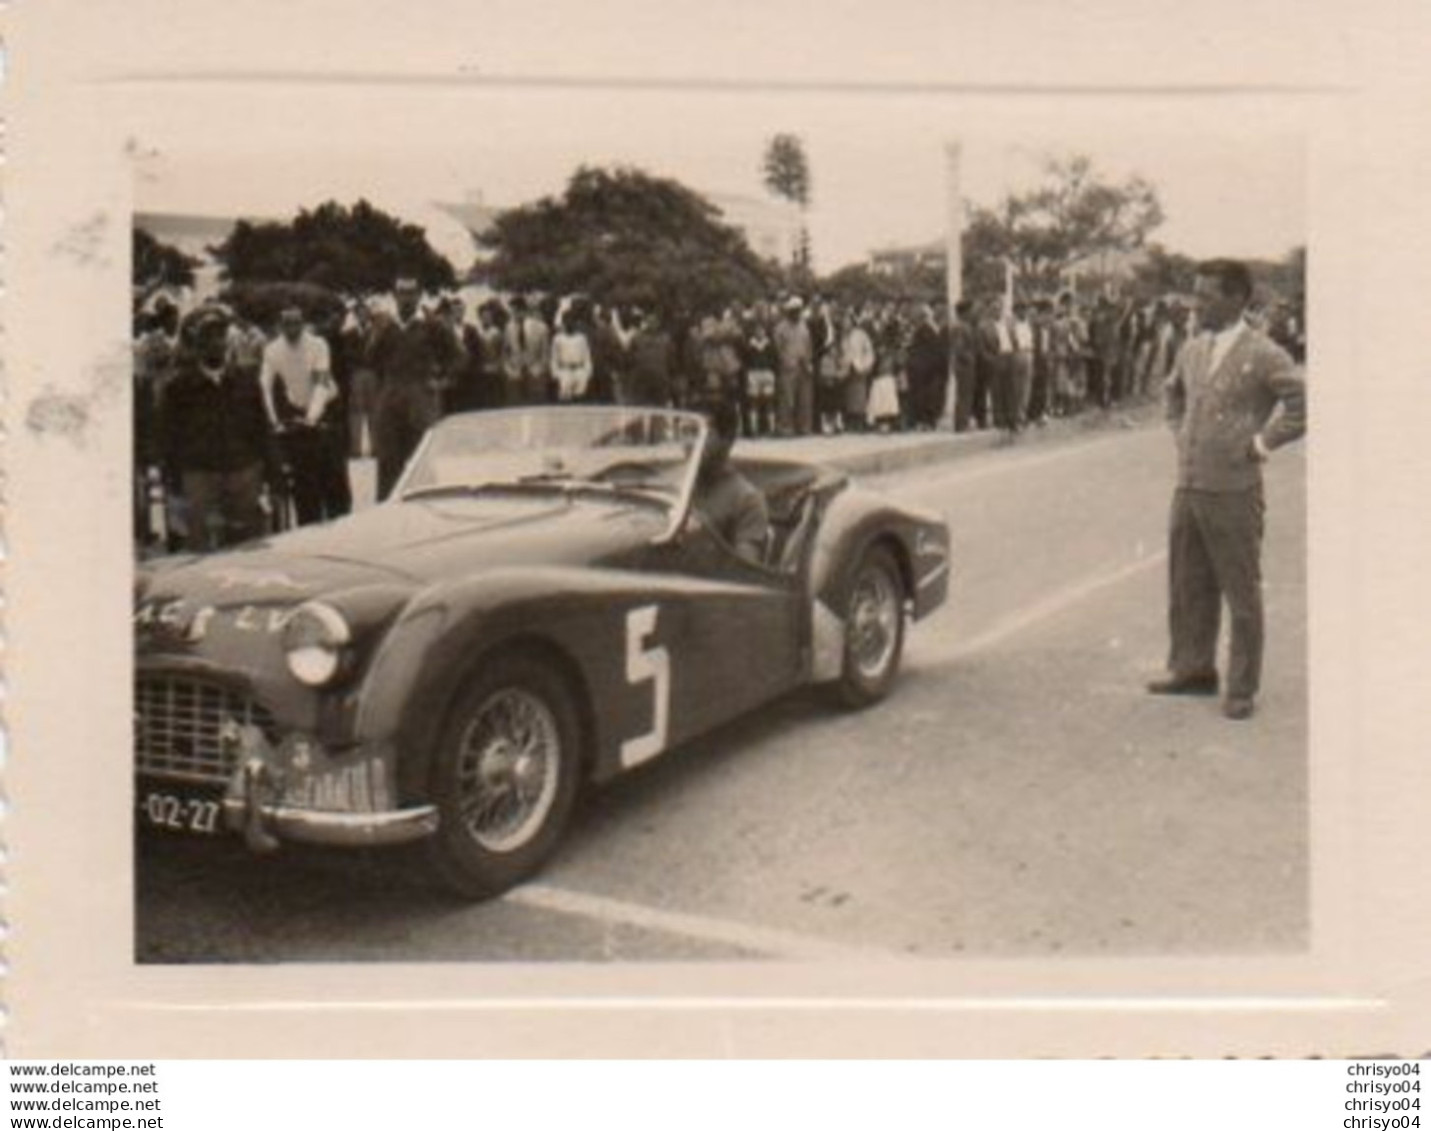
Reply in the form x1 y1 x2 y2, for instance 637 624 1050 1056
1167 485 1264 700
374 384 439 501
282 424 352 525
181 464 265 551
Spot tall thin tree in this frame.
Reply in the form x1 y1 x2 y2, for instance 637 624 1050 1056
762 133 813 274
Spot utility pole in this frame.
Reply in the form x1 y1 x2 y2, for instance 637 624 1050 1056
944 142 963 314
942 142 964 429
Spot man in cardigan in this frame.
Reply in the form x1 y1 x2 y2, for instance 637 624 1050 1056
1148 259 1306 721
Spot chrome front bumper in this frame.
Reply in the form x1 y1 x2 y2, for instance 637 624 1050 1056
222 744 439 852
222 795 439 849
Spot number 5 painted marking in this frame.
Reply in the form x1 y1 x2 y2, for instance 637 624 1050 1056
620 604 670 769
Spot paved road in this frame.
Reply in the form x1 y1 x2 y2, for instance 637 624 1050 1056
136 420 1307 962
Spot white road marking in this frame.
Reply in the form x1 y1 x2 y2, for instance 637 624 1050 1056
506 883 896 961
932 550 1168 663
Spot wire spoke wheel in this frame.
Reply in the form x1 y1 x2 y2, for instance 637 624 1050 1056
455 688 562 853
836 545 906 708
849 567 900 680
426 653 583 899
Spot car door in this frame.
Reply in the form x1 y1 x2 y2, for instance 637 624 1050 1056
638 515 805 743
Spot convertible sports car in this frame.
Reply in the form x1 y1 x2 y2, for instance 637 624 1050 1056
135 406 950 897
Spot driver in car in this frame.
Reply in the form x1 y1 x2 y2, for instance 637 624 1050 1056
693 398 771 564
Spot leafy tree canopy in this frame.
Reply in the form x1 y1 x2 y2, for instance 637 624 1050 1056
210 199 456 295
818 260 943 309
479 165 777 322
761 133 812 209
1128 242 1199 301
133 227 200 295
965 154 1164 296
220 280 347 332
1129 243 1305 307
1249 245 1306 306
762 133 813 270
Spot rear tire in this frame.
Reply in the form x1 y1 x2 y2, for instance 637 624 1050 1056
423 653 582 899
834 544 906 709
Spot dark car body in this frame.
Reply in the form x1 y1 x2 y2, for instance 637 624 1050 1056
135 408 950 894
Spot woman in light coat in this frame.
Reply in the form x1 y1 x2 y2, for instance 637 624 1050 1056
841 311 875 432
550 311 594 401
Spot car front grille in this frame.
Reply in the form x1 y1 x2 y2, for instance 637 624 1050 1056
135 675 279 785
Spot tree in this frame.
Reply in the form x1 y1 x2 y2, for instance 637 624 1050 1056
762 133 813 273
819 260 943 309
1251 245 1305 305
210 199 457 295
133 227 200 296
960 208 1016 299
1129 241 1199 300
479 165 777 323
964 154 1164 298
220 281 347 331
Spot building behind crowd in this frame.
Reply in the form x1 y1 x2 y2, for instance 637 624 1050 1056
868 240 946 277
704 191 803 265
134 211 258 304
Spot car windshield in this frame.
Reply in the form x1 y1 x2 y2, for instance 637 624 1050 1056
394 406 709 508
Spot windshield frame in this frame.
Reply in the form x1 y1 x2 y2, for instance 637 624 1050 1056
389 406 711 543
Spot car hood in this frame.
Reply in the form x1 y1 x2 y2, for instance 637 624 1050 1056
140 491 665 607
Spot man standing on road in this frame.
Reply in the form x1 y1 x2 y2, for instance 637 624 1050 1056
626 309 675 408
339 300 379 457
369 278 458 500
773 297 813 437
1148 259 1306 721
502 295 552 406
905 303 948 431
950 300 979 432
981 297 1018 439
1010 302 1035 427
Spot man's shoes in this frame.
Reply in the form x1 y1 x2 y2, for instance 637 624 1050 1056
1146 672 1220 697
1222 696 1256 721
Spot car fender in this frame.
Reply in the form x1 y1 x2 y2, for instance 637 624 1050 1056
351 564 761 802
807 486 950 681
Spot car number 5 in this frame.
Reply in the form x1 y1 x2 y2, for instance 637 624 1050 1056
620 604 670 769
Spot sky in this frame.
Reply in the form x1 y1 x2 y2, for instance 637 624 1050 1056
132 83 1307 274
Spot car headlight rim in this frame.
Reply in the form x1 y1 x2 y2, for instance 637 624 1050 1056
283 600 353 687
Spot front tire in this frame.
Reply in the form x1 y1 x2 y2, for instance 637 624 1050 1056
835 544 906 708
423 653 582 899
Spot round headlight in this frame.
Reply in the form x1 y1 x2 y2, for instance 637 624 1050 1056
282 601 352 687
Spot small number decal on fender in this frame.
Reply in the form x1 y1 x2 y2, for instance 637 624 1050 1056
620 605 670 768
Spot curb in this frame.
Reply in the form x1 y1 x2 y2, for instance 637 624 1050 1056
759 401 1163 480
824 431 1000 477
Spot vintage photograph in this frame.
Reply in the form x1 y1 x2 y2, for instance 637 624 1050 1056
127 94 1308 964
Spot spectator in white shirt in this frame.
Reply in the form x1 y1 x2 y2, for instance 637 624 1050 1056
259 307 351 526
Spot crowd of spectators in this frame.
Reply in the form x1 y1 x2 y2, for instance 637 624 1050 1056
133 279 1306 554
